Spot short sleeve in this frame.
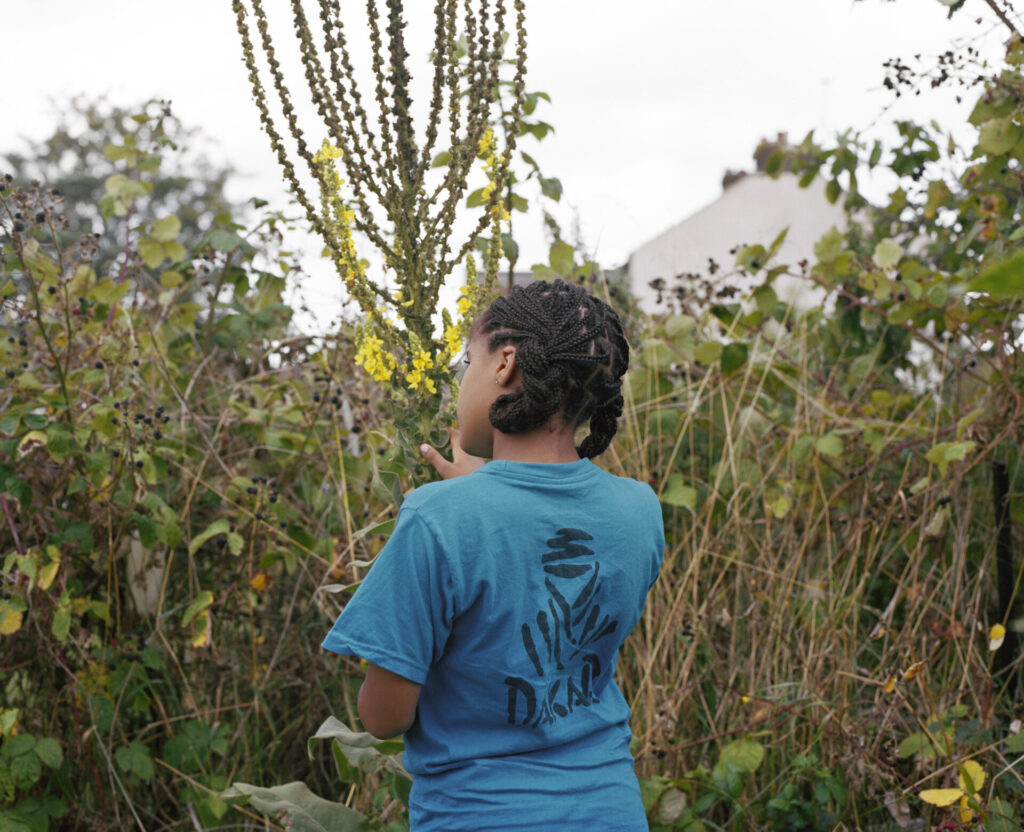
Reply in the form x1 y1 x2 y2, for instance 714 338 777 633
648 487 666 592
321 506 456 685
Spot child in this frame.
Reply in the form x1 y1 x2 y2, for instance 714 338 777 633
322 278 665 831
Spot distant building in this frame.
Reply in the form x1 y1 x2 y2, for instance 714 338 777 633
627 134 848 315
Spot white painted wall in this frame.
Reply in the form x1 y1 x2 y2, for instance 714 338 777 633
627 173 848 315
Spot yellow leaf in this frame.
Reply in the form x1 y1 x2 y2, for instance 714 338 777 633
0 609 23 635
958 760 986 794
191 609 211 648
883 675 897 694
17 430 49 458
249 572 270 593
919 788 964 807
959 795 973 824
989 624 1006 651
904 660 926 680
37 559 59 591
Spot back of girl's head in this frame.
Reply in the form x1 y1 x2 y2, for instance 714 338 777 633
473 278 630 459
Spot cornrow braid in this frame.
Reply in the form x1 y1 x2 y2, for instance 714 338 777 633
476 278 629 458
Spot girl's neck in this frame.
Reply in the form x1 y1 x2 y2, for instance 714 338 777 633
490 418 581 464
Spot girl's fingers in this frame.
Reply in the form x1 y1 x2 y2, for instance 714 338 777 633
419 443 453 478
420 427 483 479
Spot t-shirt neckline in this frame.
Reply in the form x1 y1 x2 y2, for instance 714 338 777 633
475 456 599 483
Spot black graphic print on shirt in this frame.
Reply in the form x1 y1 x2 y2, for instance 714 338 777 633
504 528 620 727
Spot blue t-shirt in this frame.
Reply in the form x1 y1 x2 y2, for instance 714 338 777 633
322 456 665 831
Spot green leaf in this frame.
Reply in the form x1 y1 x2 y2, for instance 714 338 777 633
33 737 62 769
500 233 519 264
221 781 372 831
430 151 451 168
693 341 723 365
189 519 231 556
465 187 486 208
3 734 36 757
815 434 843 458
51 604 70 643
925 440 976 477
969 250 1024 298
978 116 1021 156
207 230 253 255
814 227 843 264
539 177 562 201
115 741 154 781
720 343 748 375
736 244 767 273
10 749 42 787
1005 731 1024 753
665 314 696 338
825 179 841 204
872 238 902 270
307 717 409 782
752 285 777 315
181 590 214 627
661 474 696 510
898 731 935 759
150 216 181 243
985 797 1021 832
718 739 764 773
549 241 575 276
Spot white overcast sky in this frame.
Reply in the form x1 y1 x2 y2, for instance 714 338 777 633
1 0 1014 334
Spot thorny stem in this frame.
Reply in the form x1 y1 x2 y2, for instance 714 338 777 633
982 0 1022 37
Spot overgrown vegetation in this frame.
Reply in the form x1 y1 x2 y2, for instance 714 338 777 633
2 1 1024 830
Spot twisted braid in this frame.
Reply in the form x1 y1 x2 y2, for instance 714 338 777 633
477 279 629 458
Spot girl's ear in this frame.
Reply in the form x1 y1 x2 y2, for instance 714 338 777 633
495 344 517 386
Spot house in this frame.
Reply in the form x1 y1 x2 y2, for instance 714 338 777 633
627 134 848 316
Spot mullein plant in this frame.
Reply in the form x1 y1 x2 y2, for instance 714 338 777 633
232 0 526 483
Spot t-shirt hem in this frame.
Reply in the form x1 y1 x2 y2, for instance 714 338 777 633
321 635 428 686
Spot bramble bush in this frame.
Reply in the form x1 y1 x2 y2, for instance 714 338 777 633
3 2 1024 832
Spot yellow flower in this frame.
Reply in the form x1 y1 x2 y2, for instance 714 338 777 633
393 289 415 308
443 324 462 357
405 348 437 393
314 139 344 164
457 284 473 316
478 127 495 158
354 332 397 383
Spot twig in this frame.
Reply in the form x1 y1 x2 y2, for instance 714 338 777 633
983 0 1022 37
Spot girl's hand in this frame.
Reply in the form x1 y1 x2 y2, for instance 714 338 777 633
419 426 485 479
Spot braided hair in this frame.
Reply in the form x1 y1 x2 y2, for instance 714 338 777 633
474 278 630 459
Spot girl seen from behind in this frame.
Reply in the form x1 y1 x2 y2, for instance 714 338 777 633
322 278 666 830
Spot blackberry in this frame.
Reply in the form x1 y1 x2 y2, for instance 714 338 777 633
246 486 258 494
312 392 321 402
153 431 162 439
13 222 24 233
112 449 120 457
35 212 46 223
134 460 144 468
47 286 56 295
94 361 103 370
132 359 139 366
